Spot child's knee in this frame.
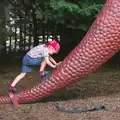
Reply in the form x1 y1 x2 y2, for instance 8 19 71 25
20 72 26 77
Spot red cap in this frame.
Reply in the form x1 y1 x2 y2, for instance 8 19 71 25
46 40 60 53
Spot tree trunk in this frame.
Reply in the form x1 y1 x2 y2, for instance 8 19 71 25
14 23 17 51
28 23 32 49
0 2 5 55
32 8 38 46
19 15 22 50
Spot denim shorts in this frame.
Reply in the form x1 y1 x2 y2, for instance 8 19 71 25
22 55 43 73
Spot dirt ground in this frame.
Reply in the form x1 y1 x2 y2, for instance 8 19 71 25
1 63 120 120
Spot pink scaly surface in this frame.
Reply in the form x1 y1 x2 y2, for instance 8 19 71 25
0 0 120 104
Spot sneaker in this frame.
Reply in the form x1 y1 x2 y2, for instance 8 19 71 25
8 87 16 93
39 71 49 77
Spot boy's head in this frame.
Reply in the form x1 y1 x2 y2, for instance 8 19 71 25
46 40 60 55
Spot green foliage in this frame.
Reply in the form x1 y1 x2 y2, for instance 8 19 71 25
7 0 104 33
36 0 104 30
7 0 104 31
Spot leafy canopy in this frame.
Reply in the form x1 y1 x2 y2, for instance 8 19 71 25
36 0 104 30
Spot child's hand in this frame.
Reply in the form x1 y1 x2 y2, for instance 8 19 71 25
53 65 57 68
56 61 62 66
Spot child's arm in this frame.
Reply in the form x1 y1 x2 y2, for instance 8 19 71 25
45 57 56 68
49 56 57 65
49 56 62 66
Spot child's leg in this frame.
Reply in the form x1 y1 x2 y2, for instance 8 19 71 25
10 59 32 87
8 72 27 92
39 59 47 72
39 60 49 76
10 73 26 87
8 56 32 92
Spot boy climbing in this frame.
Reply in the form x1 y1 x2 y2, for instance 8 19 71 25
8 40 60 93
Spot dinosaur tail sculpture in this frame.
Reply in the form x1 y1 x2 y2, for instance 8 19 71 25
0 0 120 104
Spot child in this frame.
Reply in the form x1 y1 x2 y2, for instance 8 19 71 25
8 40 60 93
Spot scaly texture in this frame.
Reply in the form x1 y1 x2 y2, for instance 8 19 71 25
1 0 120 104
